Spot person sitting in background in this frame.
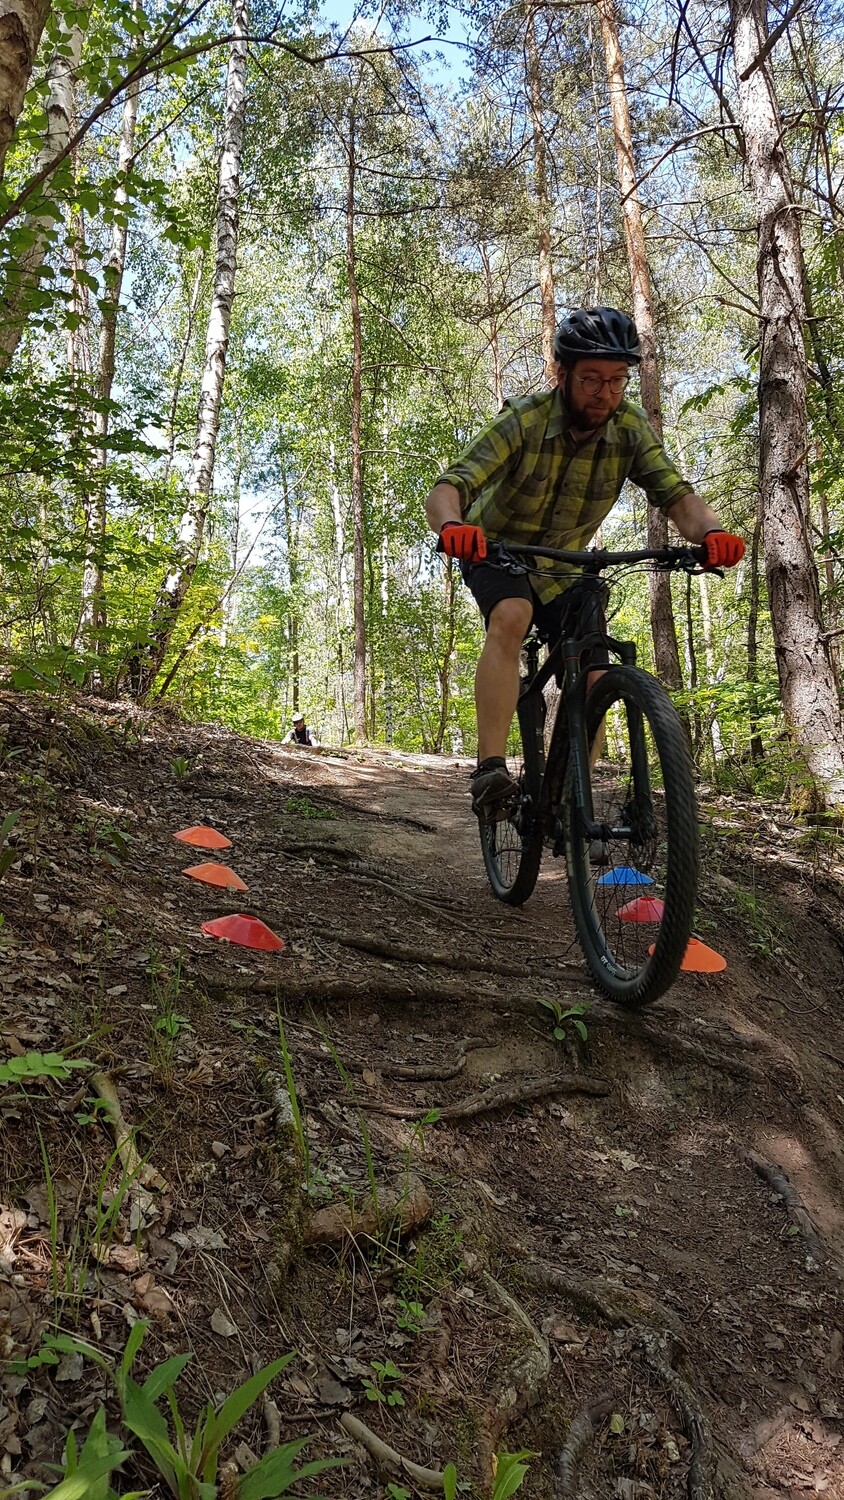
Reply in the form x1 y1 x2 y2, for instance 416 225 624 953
287 711 318 747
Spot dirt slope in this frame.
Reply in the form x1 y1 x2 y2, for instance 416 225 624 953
1 692 843 1499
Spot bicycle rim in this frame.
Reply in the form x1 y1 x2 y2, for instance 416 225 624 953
479 704 543 906
566 666 698 1005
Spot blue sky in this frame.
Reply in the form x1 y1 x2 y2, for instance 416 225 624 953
316 0 470 83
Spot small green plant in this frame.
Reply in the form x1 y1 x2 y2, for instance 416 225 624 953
395 1296 426 1333
400 1213 464 1301
490 1450 536 1498
170 755 193 780
0 809 20 880
284 795 336 820
538 998 590 1044
20 1323 342 1497
0 1050 90 1090
147 951 191 1084
362 1359 405 1407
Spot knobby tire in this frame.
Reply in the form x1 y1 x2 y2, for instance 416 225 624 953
479 695 544 905
566 666 699 1007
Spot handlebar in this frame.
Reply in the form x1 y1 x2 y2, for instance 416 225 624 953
487 539 709 572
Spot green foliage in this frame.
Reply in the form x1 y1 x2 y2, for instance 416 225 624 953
283 796 336 820
362 1359 405 1407
538 999 590 1044
0 1051 91 1088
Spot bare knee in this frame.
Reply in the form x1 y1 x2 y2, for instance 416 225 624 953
485 598 533 654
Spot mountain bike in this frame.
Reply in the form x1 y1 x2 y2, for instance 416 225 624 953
478 539 708 1008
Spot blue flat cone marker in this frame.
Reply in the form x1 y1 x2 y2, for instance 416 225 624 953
647 936 727 973
597 865 654 887
618 896 665 923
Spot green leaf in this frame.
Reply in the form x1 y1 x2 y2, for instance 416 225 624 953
201 1356 293 1458
238 1440 344 1500
443 1463 458 1500
573 1020 588 1041
609 1413 625 1435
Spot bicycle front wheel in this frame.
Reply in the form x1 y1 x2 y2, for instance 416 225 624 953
566 666 698 1006
479 699 544 905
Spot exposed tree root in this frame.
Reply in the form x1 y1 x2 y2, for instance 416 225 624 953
339 1412 448 1490
632 1331 715 1500
312 925 532 977
305 1174 432 1248
554 1394 613 1497
519 1259 685 1340
200 969 584 1011
738 1147 825 1263
287 1031 481 1082
631 1024 793 1090
362 1073 611 1121
484 1273 551 1437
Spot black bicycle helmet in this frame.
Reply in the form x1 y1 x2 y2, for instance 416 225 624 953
553 306 641 365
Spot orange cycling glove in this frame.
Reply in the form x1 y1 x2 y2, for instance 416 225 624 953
439 522 488 563
703 530 745 569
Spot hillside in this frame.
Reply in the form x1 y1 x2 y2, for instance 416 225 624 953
0 691 842 1498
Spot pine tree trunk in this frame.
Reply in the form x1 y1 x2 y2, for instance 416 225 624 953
525 6 555 378
480 243 503 408
0 0 51 182
732 0 844 803
0 4 82 369
137 0 248 697
596 0 683 693
345 109 367 742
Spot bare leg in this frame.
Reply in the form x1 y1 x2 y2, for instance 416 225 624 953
475 598 534 760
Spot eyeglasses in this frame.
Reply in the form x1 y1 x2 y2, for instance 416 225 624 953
574 372 631 396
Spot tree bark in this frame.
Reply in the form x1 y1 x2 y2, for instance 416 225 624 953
0 0 51 183
136 0 248 697
345 106 367 742
525 5 555 379
480 242 503 408
596 0 683 693
0 3 83 370
746 494 764 762
80 32 139 666
732 0 844 803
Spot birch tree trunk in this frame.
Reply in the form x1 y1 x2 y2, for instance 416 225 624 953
525 5 555 379
0 4 82 369
345 104 367 742
732 0 844 804
596 0 683 692
0 0 51 182
79 48 139 663
137 0 248 697
480 242 503 408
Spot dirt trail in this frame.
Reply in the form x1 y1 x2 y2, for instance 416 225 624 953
1 693 843 1498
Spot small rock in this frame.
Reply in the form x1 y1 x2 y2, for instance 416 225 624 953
210 1308 238 1337
210 1141 229 1159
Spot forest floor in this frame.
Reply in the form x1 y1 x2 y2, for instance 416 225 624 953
1 689 843 1500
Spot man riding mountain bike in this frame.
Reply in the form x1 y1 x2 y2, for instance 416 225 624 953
424 306 745 817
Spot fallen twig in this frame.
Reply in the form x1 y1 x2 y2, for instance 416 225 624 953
90 1071 168 1195
362 1073 611 1121
340 1411 448 1490
263 1395 281 1451
739 1147 825 1263
484 1273 551 1434
555 1394 614 1496
312 925 545 978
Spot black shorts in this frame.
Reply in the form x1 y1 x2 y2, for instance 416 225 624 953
462 562 609 664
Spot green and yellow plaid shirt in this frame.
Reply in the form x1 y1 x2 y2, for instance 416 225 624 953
435 387 693 602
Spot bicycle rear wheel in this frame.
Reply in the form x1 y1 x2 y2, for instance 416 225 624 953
566 666 698 1006
479 698 544 905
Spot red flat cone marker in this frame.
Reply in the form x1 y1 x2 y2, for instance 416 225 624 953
619 896 666 923
174 825 232 850
183 862 247 892
202 914 285 952
648 937 727 973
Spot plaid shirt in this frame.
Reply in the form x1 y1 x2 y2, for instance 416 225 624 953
435 387 693 602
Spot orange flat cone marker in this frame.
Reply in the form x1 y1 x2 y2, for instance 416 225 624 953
183 862 247 892
202 914 285 952
619 896 666 923
648 937 727 973
174 825 232 850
